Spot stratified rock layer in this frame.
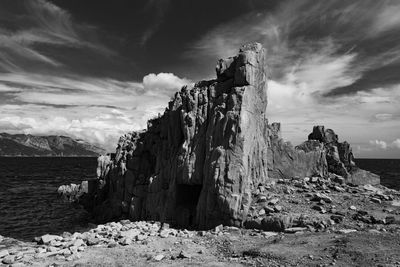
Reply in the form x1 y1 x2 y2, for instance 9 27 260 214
93 43 270 229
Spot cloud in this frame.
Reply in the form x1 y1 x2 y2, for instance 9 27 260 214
0 0 112 72
184 0 400 159
369 140 388 150
391 139 400 149
367 138 400 151
140 0 170 46
187 0 400 92
0 71 189 150
371 3 400 34
374 113 393 121
142 72 191 96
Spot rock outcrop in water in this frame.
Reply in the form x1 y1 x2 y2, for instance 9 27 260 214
74 43 379 229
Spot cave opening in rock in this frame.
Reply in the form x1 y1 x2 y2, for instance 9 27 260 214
175 184 202 228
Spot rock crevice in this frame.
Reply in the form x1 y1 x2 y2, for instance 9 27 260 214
77 43 379 229
91 43 269 229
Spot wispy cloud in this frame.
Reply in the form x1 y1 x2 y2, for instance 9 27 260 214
185 0 400 158
0 72 190 150
0 0 112 72
0 0 193 150
140 0 170 46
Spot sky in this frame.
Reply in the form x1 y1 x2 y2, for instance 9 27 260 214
0 0 399 158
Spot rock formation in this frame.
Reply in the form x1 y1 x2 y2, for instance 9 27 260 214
75 43 379 229
307 126 380 185
267 122 328 179
90 43 270 229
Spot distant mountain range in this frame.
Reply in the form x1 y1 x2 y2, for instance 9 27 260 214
0 133 106 157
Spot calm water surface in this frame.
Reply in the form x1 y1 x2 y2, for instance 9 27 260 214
0 157 398 241
0 157 97 241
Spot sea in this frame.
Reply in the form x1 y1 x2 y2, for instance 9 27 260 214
0 157 399 241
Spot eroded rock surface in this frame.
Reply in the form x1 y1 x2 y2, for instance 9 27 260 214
267 122 328 180
88 43 270 229
78 43 379 230
307 126 380 185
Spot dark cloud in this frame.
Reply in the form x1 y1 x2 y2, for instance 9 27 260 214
0 0 399 157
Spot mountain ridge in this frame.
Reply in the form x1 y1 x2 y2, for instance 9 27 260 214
0 133 106 157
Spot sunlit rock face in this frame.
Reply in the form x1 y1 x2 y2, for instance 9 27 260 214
266 122 328 180
91 43 269 229
82 43 378 229
307 126 380 185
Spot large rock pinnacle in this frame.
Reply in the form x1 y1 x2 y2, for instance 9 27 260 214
79 43 378 229
88 43 270 228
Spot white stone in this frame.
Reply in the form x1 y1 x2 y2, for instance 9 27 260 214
261 232 278 238
0 250 9 258
338 229 357 234
120 229 140 239
153 254 164 261
40 234 62 244
284 227 307 233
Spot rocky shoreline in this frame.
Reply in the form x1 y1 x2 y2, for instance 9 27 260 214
3 176 400 266
2 43 399 266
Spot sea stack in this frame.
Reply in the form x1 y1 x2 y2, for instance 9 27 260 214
82 43 379 229
94 43 269 228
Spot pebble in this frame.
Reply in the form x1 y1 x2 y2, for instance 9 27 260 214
261 232 278 238
264 206 275 214
177 250 191 259
39 234 62 245
258 196 267 202
107 242 118 248
338 229 357 234
268 198 280 205
2 255 15 264
274 205 283 212
349 206 357 211
370 197 382 204
136 234 148 241
285 227 307 233
153 254 165 261
214 224 224 233
391 200 400 207
120 238 133 246
0 250 9 258
86 237 100 246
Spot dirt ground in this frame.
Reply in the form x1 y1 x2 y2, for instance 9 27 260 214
27 229 400 267
3 177 400 267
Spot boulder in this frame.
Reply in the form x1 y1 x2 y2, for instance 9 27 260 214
261 215 293 232
39 234 62 245
267 125 328 179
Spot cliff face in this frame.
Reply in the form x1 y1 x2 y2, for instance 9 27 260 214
0 133 105 156
267 122 328 180
95 43 269 228
82 43 379 229
307 126 380 185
